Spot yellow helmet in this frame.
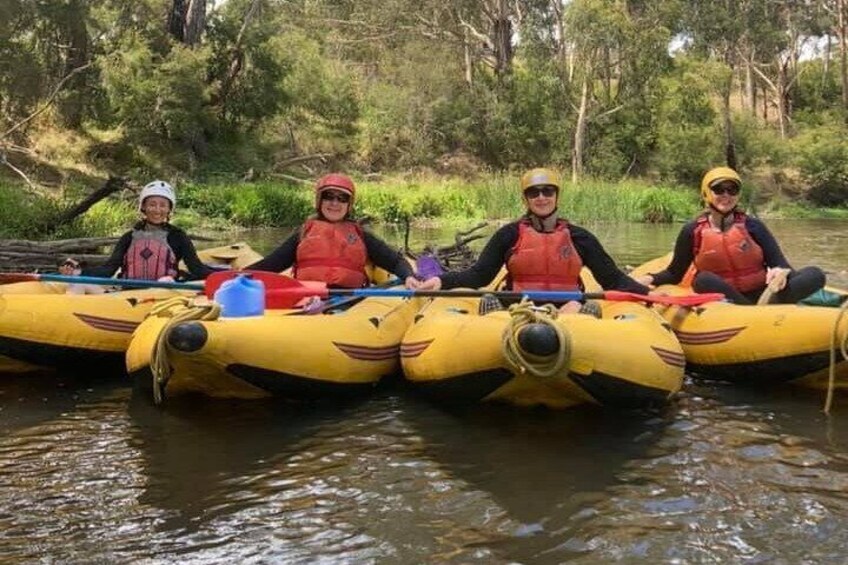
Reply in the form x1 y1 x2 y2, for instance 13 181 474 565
700 167 741 206
520 168 561 193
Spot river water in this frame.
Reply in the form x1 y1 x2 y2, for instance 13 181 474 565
1 219 847 563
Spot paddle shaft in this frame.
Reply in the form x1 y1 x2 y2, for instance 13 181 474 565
273 287 724 306
0 272 205 291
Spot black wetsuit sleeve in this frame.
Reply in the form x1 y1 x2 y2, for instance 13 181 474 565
570 225 650 294
363 231 414 280
439 223 519 290
81 231 133 277
246 231 300 272
746 217 792 269
169 229 216 280
650 221 698 286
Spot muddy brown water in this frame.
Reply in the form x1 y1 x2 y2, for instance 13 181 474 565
1 219 847 563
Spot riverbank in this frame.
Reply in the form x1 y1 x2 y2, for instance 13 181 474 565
1 173 846 240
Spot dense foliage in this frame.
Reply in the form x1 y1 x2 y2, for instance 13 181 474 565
2 0 848 228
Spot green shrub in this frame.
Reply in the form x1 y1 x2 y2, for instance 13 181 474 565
794 124 848 206
358 190 407 223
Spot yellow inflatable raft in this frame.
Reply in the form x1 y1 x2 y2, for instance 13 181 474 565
0 243 260 373
127 293 421 401
631 254 848 388
400 295 685 409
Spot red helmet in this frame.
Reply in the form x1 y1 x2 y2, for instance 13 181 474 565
315 173 356 204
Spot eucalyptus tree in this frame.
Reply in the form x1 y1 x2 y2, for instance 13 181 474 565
560 0 677 180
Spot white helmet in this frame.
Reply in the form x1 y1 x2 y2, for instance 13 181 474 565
138 180 176 213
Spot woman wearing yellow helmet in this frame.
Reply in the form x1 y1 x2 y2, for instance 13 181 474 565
637 167 825 304
417 168 650 312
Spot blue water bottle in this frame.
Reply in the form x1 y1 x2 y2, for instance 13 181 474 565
213 274 265 317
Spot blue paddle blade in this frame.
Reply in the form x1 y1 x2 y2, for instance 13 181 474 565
416 254 444 279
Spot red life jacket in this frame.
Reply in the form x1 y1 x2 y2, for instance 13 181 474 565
506 219 584 291
294 219 369 288
122 228 178 281
692 212 766 293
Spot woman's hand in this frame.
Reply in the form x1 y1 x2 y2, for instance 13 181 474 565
404 276 421 289
635 274 654 287
765 267 790 290
558 300 582 314
58 259 81 276
416 277 442 291
157 275 176 282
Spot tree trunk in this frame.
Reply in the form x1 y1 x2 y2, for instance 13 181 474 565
214 0 261 111
840 0 848 111
776 61 790 138
169 0 206 46
50 177 128 233
463 28 473 87
721 86 736 169
761 84 768 121
168 0 187 42
745 60 756 116
492 0 513 79
184 0 206 47
572 76 590 182
58 0 90 128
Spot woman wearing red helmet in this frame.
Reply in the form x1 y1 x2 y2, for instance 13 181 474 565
247 173 418 288
637 167 825 304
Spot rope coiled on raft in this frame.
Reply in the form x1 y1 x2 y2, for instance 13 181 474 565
147 296 221 405
501 299 571 379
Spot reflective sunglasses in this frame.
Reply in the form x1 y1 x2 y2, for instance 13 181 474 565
320 191 351 203
524 186 557 199
710 183 740 196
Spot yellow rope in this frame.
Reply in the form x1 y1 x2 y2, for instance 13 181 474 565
824 298 848 414
501 299 571 379
147 296 221 405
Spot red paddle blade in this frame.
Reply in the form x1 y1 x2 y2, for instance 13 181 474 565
602 291 724 306
265 286 329 309
204 270 307 298
0 273 41 285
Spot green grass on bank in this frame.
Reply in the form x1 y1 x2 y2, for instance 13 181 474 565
0 173 844 240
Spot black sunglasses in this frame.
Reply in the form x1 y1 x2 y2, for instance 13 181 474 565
710 184 740 196
524 186 557 199
320 191 351 203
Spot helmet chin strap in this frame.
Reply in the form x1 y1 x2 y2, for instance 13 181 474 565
528 207 559 233
708 203 736 230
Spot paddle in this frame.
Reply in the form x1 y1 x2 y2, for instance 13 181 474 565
264 287 724 308
0 272 206 291
214 270 723 308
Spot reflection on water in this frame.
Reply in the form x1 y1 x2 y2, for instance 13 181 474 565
1 220 848 562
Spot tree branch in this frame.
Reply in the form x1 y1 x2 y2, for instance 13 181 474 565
0 62 93 141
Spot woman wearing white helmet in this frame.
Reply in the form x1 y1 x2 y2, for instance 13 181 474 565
60 180 215 282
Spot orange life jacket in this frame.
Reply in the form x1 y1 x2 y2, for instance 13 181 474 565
123 228 178 281
294 218 369 288
506 219 584 291
692 212 766 293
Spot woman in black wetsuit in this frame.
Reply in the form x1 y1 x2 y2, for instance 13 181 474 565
416 168 650 313
636 167 825 304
